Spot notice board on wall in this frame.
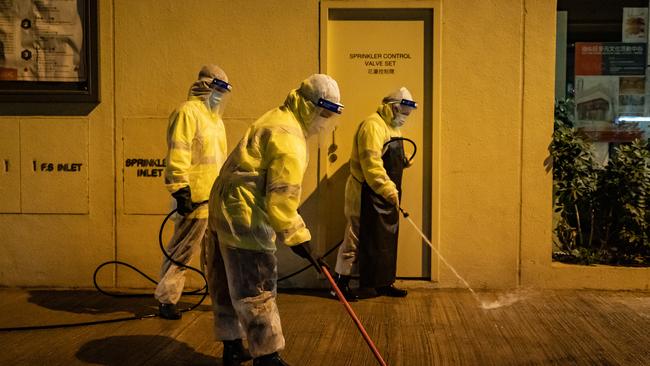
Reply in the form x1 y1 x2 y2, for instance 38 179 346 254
0 0 99 114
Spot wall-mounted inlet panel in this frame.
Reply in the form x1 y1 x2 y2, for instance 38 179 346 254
123 118 169 214
0 120 21 213
20 119 89 214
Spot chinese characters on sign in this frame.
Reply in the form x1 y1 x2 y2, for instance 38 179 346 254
349 52 411 76
575 43 645 76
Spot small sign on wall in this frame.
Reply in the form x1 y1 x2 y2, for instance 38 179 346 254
0 120 20 213
348 52 413 75
122 118 170 215
20 118 89 214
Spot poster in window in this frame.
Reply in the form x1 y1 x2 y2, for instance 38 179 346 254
574 42 646 142
622 8 648 43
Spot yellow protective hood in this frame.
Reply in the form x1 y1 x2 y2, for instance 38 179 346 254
188 95 205 102
376 103 395 126
188 64 229 101
282 89 317 133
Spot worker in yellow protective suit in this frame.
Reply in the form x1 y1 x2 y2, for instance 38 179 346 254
155 65 231 321
333 87 417 300
204 74 343 366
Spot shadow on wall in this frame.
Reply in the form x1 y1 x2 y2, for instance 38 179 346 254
276 162 350 288
323 161 350 262
76 335 217 366
26 290 208 316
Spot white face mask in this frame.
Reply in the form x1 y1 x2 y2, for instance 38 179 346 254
391 112 408 128
306 107 337 136
208 90 224 111
306 115 329 136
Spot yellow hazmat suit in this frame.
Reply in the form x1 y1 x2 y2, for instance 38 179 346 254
335 87 416 278
209 90 312 251
164 97 228 218
154 65 230 309
205 74 342 359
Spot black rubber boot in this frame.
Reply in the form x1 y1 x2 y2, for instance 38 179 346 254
158 303 182 320
376 284 408 297
253 352 290 366
330 273 359 302
223 339 252 366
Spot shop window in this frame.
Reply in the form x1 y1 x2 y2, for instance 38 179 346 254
553 1 650 267
557 0 650 145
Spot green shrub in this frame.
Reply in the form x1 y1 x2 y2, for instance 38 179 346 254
549 98 650 266
600 140 650 263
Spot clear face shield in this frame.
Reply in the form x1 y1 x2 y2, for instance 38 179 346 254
389 98 417 128
207 77 233 117
307 98 344 136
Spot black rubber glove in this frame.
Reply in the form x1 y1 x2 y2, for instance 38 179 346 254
317 258 331 272
290 241 312 260
172 186 194 216
290 241 324 274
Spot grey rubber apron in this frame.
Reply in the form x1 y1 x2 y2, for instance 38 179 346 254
358 137 407 288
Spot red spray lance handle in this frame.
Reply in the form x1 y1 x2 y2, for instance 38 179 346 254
318 259 388 366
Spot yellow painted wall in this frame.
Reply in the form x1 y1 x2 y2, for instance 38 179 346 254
438 0 523 288
113 0 322 288
0 0 115 287
0 0 647 290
